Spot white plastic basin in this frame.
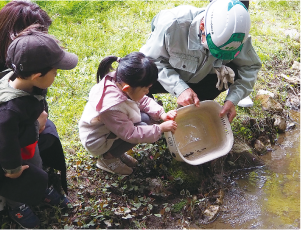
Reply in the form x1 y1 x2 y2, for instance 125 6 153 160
164 100 234 165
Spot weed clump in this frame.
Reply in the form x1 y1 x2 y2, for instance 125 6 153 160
168 160 204 192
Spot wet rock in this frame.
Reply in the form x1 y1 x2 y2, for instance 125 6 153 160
240 115 251 126
249 118 256 127
254 139 267 154
272 114 287 133
255 94 283 112
284 29 300 42
232 141 252 154
281 73 300 85
287 122 296 130
146 178 164 194
168 161 204 191
257 89 275 98
285 94 300 110
226 140 264 169
292 61 301 71
215 190 224 205
258 136 272 150
203 205 220 222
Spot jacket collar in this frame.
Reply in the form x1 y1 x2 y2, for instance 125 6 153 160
0 71 44 104
188 11 207 54
89 71 128 112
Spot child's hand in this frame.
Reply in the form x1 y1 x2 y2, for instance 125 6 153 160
161 110 177 121
159 120 177 133
38 111 48 133
5 165 29 179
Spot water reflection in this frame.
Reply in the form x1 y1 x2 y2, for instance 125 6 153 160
176 124 202 150
200 112 300 229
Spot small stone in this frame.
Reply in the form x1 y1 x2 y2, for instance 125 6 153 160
281 73 300 85
273 115 287 133
241 115 250 126
292 61 301 71
215 190 224 205
287 122 296 130
254 139 266 154
285 95 300 110
203 205 220 221
255 94 283 112
284 29 300 42
257 89 275 98
216 197 223 205
147 178 164 194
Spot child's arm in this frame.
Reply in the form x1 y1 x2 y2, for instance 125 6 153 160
138 96 165 121
0 110 35 177
102 110 162 144
139 96 178 133
160 110 177 121
159 110 177 133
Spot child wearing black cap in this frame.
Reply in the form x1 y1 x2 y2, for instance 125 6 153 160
0 26 78 228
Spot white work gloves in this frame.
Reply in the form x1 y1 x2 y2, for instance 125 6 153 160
214 65 235 90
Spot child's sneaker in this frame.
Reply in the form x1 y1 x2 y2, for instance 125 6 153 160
120 153 138 167
44 186 71 209
96 156 133 175
9 204 40 229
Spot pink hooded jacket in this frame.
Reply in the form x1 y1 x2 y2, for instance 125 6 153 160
78 72 165 157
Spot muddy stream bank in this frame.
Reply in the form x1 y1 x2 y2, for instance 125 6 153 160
192 110 300 229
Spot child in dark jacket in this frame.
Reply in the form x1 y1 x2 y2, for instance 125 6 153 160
0 27 78 228
0 0 69 195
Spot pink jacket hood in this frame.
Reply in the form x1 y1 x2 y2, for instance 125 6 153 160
89 72 127 113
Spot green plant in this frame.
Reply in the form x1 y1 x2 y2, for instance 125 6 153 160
172 199 187 213
168 160 204 192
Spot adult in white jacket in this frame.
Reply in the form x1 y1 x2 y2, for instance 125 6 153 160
140 0 262 123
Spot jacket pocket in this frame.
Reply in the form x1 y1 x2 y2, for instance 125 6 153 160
169 53 198 73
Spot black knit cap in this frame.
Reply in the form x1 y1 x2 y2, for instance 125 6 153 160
7 31 78 72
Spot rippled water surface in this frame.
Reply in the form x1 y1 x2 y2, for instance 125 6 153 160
197 111 300 229
177 124 202 150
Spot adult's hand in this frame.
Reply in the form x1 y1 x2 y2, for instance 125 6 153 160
177 88 200 107
219 100 236 123
5 165 29 179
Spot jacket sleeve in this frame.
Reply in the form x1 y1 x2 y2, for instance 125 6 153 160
0 110 23 172
155 59 190 97
101 110 162 144
138 96 165 121
226 36 262 105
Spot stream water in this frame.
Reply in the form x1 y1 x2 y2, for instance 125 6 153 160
198 110 300 229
